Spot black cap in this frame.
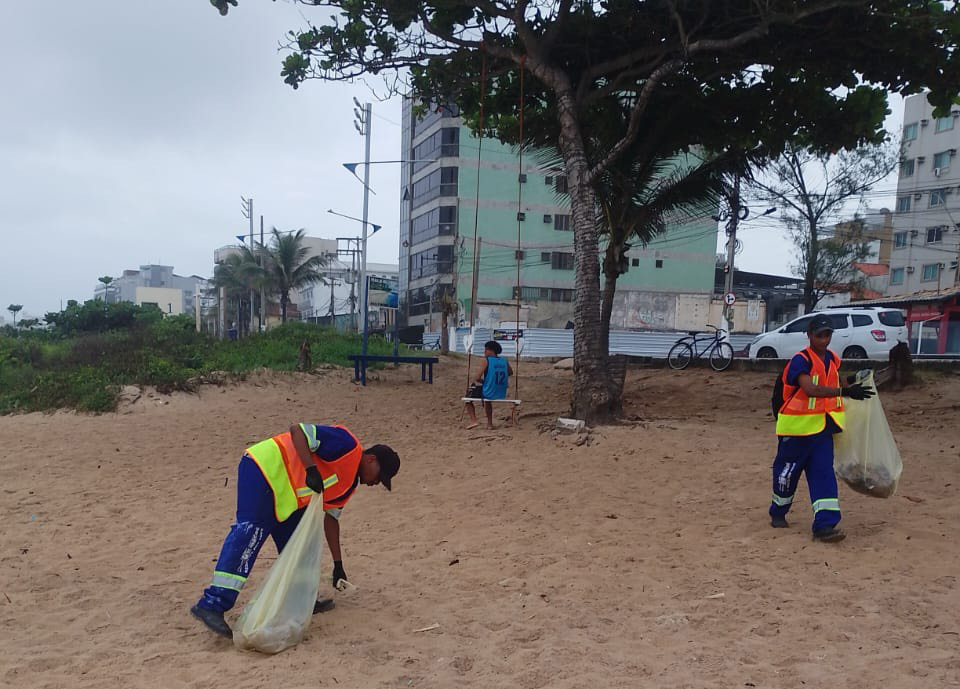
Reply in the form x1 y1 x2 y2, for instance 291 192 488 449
808 314 834 335
366 444 400 491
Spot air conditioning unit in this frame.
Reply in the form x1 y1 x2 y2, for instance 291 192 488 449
951 260 959 270
543 214 552 223
935 167 943 177
951 148 958 156
906 266 915 273
914 193 923 200
910 229 919 237
921 119 930 127
918 156 926 163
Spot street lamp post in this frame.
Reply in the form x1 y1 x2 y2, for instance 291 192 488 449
353 99 372 337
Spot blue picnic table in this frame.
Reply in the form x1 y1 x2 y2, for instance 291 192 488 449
348 354 440 386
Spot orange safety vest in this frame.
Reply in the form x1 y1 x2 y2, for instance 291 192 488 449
244 426 363 522
775 347 846 437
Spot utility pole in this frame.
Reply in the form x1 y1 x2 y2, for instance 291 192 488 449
240 196 254 336
722 175 742 338
353 98 372 334
259 215 265 332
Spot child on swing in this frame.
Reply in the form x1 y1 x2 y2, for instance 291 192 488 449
464 340 512 429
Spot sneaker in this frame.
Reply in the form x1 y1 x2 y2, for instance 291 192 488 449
812 527 846 543
190 604 232 638
770 516 789 528
313 598 335 614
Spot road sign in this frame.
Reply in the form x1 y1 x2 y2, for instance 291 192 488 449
723 292 737 306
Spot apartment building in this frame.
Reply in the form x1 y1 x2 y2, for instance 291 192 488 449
889 93 960 296
398 99 719 331
93 264 207 315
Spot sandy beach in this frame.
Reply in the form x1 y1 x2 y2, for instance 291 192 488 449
2 359 959 688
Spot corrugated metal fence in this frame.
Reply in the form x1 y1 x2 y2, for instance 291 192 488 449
423 328 754 359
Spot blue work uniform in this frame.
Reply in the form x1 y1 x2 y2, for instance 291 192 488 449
196 424 358 615
482 356 509 400
769 352 843 533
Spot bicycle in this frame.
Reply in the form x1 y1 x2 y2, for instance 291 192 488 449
667 325 734 372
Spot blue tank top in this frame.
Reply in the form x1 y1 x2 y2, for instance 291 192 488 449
482 356 509 400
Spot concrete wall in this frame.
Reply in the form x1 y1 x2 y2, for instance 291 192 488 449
135 287 183 315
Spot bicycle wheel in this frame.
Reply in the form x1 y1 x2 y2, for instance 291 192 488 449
709 341 734 371
667 342 693 370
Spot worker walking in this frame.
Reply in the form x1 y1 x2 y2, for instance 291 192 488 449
769 314 874 542
191 423 400 637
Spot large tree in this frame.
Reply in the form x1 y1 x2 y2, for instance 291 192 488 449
213 0 958 420
264 228 327 323
7 304 22 328
750 142 900 312
209 247 260 336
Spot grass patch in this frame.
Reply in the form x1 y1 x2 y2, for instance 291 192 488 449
0 320 407 414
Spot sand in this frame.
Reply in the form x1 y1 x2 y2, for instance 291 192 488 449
1 360 959 688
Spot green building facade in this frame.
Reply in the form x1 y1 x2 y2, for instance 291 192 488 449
399 100 718 331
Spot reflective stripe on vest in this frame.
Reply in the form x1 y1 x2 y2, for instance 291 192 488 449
776 348 846 437
245 426 363 522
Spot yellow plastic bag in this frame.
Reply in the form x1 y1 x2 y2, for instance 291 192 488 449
233 495 325 653
833 371 903 498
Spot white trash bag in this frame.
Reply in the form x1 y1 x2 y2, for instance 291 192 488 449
833 370 903 498
233 495 325 653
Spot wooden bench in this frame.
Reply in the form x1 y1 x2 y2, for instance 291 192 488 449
348 354 440 386
460 397 522 425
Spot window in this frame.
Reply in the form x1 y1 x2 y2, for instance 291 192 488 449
878 310 905 327
897 196 912 213
930 188 947 207
631 258 639 267
549 288 574 302
889 267 905 285
827 314 849 330
540 252 551 263
655 259 663 269
543 214 552 223
410 205 457 245
927 226 944 244
852 314 873 327
545 176 553 185
411 127 460 171
922 263 941 282
933 150 951 173
550 252 574 270
784 316 813 334
554 214 571 231
900 159 915 178
555 176 569 194
893 231 908 249
409 245 454 279
440 167 458 196
903 122 918 141
936 116 954 133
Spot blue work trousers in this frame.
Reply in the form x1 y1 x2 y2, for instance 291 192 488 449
196 456 307 614
769 431 841 532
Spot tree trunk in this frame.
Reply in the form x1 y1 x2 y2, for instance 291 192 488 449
600 239 626 358
556 91 619 421
440 310 449 354
804 220 818 313
280 290 288 324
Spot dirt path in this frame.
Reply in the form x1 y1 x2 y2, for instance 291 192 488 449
1 360 958 688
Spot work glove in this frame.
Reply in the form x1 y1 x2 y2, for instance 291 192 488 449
842 383 875 401
332 560 347 588
305 466 325 494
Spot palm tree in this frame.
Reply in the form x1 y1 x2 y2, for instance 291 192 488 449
208 247 261 336
97 276 115 303
264 229 327 323
7 304 22 327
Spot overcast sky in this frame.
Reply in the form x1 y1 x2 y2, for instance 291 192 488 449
0 1 902 320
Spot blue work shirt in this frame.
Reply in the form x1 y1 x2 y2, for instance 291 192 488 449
297 424 360 461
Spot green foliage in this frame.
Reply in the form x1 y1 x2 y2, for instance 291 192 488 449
0 315 405 414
